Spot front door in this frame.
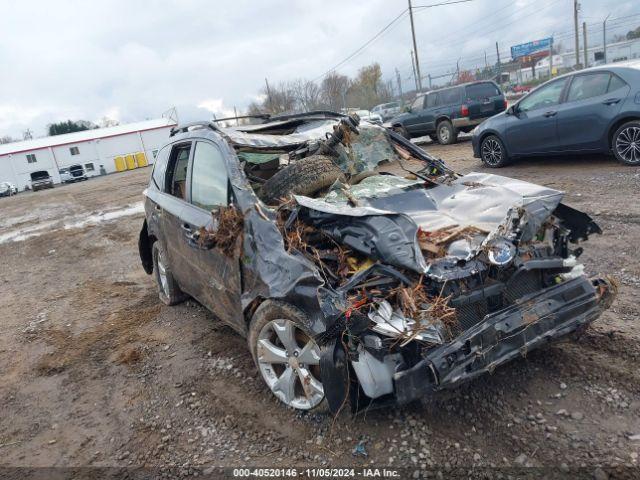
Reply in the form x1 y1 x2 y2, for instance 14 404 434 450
555 71 628 151
180 140 244 333
504 77 569 155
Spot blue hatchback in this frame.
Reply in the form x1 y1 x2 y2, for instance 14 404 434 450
472 61 640 166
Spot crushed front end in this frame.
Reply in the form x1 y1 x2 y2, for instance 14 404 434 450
276 169 616 412
223 114 616 412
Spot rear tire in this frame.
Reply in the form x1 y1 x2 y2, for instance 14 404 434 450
612 120 640 165
261 155 345 204
480 134 510 168
152 242 187 306
436 120 457 145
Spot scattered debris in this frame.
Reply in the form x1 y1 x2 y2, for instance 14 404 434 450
352 440 367 457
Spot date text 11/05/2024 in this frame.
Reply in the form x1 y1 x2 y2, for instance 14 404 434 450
232 468 400 478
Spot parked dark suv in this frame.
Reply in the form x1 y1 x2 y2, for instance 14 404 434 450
138 112 614 412
391 81 506 144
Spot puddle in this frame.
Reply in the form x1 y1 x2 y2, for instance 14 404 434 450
0 202 144 245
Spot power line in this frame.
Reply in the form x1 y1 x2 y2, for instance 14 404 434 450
312 9 409 82
413 0 475 9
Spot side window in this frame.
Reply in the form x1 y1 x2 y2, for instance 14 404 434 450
151 145 170 189
566 73 611 102
190 141 228 211
519 78 568 112
411 96 425 110
165 144 191 199
426 93 439 108
607 74 627 93
440 87 462 105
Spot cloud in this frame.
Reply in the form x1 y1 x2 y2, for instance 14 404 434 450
0 0 633 137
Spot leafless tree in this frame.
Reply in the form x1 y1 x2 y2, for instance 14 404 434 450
291 79 322 112
0 135 16 144
320 72 349 111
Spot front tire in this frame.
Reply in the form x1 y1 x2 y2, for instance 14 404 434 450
152 242 187 306
393 125 411 140
612 121 640 165
436 120 458 145
248 301 325 410
480 134 510 168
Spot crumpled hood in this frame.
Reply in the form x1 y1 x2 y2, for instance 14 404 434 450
294 172 565 274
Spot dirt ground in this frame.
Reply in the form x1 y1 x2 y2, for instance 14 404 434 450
1 139 639 478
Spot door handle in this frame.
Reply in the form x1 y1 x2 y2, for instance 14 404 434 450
602 98 621 105
154 204 161 212
181 223 192 233
543 111 557 118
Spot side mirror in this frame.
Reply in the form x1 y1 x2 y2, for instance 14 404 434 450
506 105 517 115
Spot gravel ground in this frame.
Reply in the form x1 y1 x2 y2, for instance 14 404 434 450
0 141 639 479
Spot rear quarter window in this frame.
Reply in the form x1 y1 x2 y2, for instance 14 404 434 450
465 83 500 100
439 87 463 106
151 145 170 190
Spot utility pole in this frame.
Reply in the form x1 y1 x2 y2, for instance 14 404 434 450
395 68 404 104
410 50 419 92
573 0 580 68
495 42 502 86
408 0 423 91
455 58 460 85
583 22 588 68
603 13 611 64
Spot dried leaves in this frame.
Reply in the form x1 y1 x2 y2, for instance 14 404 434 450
199 205 244 257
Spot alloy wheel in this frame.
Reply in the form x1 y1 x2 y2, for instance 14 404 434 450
256 318 324 410
439 125 450 143
156 253 169 296
615 126 640 164
481 138 503 166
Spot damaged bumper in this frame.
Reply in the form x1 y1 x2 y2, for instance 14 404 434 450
394 275 616 404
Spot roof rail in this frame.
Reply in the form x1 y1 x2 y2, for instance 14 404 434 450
169 121 219 137
210 114 271 123
268 110 345 122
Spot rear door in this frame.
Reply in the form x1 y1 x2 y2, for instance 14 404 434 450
437 87 463 121
504 77 570 155
158 142 194 292
555 71 629 151
180 139 244 332
465 82 504 121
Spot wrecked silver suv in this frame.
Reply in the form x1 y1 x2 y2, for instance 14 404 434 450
138 112 615 412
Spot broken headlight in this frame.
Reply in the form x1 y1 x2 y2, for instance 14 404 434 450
487 239 516 266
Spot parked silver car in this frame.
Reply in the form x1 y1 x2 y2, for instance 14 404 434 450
372 101 402 121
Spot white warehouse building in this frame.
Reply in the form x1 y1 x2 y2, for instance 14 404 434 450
0 117 176 191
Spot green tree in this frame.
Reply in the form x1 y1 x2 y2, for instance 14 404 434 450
48 120 97 136
627 26 640 40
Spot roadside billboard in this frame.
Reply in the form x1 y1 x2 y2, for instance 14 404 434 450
511 37 553 61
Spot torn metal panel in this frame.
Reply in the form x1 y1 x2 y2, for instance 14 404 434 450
368 300 445 345
394 275 616 404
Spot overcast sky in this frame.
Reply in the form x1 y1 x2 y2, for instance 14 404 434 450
0 0 636 138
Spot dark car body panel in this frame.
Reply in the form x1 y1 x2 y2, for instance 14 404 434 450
473 62 640 159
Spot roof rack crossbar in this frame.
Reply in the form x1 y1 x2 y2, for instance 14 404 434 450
169 121 219 137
